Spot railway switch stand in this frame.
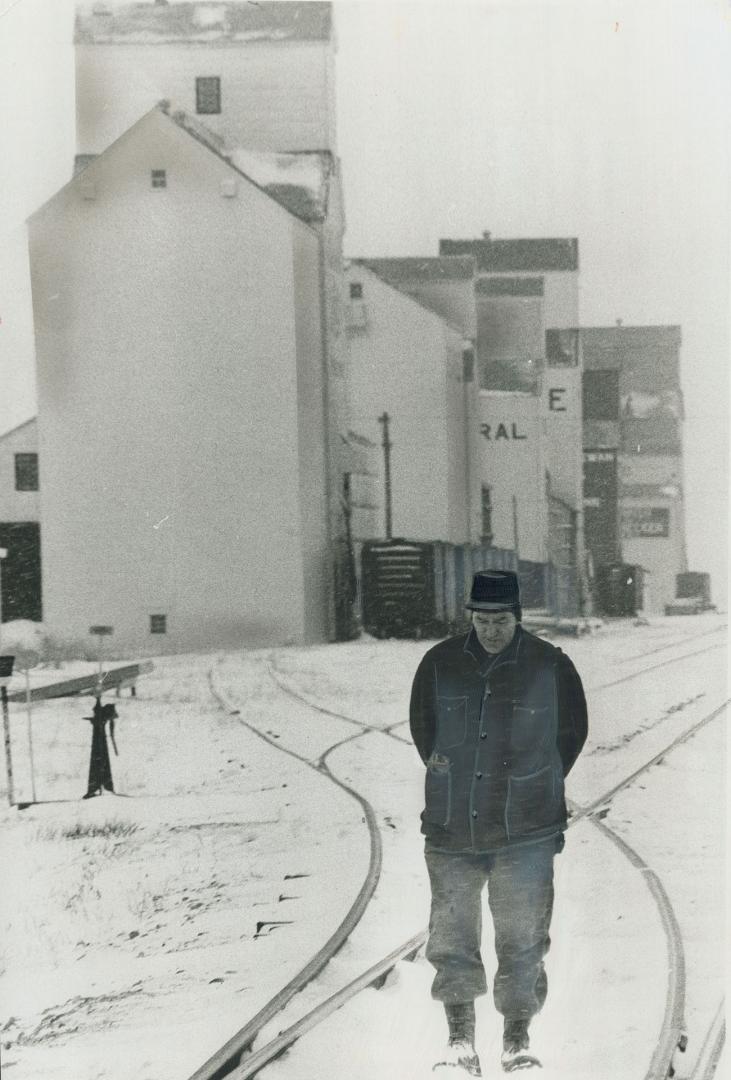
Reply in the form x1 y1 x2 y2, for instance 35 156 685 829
82 698 119 799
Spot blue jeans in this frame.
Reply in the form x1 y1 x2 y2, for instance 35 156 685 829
425 835 560 1017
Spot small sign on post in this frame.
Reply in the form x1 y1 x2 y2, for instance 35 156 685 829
89 625 114 695
1 654 16 807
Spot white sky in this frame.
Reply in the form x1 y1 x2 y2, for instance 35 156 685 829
0 0 728 600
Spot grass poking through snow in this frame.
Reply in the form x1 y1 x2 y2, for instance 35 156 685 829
36 820 140 842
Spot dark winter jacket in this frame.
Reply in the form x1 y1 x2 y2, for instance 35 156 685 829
409 625 588 853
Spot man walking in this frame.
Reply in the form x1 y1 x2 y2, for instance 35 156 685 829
410 570 587 1074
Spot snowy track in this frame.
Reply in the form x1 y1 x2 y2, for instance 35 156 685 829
221 712 724 1080
266 659 412 746
688 1001 725 1080
587 817 688 1080
571 697 728 823
190 623 727 1080
185 668 386 1080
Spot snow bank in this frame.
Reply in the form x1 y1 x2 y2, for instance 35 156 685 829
0 620 45 654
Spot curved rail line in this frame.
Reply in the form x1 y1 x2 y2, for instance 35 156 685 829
224 806 692 1080
688 999 725 1080
269 633 729 742
188 668 384 1080
266 659 412 746
210 695 726 1080
191 646 727 1080
587 814 689 1080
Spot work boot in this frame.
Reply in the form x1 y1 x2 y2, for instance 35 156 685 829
433 1038 482 1076
501 1019 541 1072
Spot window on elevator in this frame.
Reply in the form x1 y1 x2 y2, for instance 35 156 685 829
14 453 39 491
196 76 221 115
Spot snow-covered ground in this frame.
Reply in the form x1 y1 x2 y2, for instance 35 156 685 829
0 615 726 1080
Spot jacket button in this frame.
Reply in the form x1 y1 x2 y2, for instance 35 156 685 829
476 772 483 779
480 732 487 739
471 810 478 818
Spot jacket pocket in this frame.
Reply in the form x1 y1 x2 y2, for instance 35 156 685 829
424 757 452 827
510 702 551 754
437 696 468 749
504 764 559 840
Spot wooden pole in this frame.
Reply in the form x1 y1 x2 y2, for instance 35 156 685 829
89 626 114 697
2 684 14 807
97 634 104 694
378 412 393 540
24 669 37 804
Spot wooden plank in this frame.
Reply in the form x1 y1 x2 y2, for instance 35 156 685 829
5 661 154 704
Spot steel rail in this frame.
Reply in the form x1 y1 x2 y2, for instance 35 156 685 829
228 715 712 1080
270 635 727 737
187 666 384 1080
616 623 727 664
571 699 729 824
266 658 412 745
200 806 689 1080
227 932 426 1080
589 642 726 692
193 644 725 1080
588 816 689 1080
203 774 700 1080
687 999 725 1080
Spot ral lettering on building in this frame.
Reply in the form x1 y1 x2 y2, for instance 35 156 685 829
480 423 527 441
621 507 670 539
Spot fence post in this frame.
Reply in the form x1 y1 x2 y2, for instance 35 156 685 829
1 655 16 807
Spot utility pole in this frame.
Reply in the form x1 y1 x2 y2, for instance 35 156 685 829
378 411 393 540
0 547 6 653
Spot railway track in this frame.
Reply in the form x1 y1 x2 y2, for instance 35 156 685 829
191 670 385 1080
266 660 412 747
589 640 726 692
190 634 727 1080
267 623 727 741
615 623 726 665
687 1000 725 1080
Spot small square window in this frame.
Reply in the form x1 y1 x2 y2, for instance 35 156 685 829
196 76 221 115
151 169 167 189
349 282 363 300
150 614 167 634
15 453 39 491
